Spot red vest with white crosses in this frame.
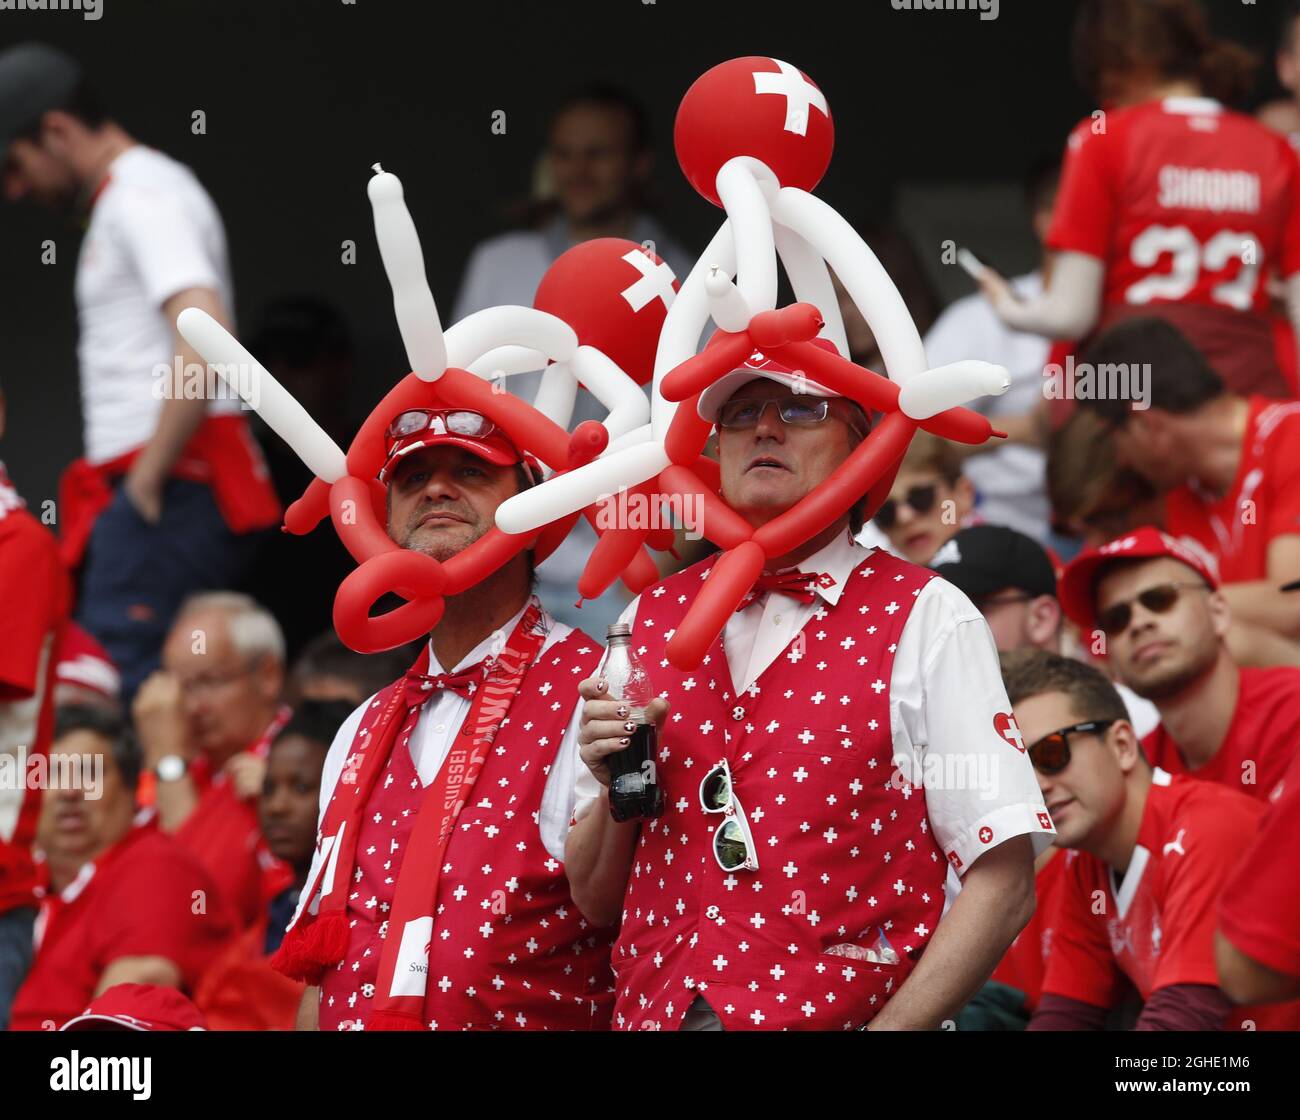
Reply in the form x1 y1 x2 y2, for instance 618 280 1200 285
318 629 614 1031
611 549 947 1031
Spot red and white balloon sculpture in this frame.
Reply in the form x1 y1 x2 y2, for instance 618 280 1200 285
177 167 680 653
495 56 1013 669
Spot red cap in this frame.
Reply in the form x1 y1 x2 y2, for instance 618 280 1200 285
60 983 207 1031
378 409 537 483
696 336 842 422
55 621 121 701
1058 525 1219 631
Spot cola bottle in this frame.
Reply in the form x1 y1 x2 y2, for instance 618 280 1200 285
603 622 665 822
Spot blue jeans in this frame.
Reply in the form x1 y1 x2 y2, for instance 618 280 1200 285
0 906 35 1030
76 479 260 705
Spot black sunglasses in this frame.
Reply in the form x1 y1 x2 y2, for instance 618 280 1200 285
1027 719 1116 776
1096 581 1210 636
873 484 939 530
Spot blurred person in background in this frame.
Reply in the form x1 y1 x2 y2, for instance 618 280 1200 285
924 158 1059 542
132 592 292 929
979 0 1300 400
1074 318 1300 643
8 706 233 1031
1004 650 1300 1031
0 43 280 705
868 431 977 564
1059 527 1300 804
284 630 422 707
1256 1 1300 145
0 382 70 1030
453 84 693 639
195 700 349 1030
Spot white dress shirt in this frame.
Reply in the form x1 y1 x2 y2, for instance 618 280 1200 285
572 529 1054 875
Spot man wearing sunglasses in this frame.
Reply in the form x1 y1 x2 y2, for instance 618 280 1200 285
1002 649 1300 1030
1060 526 1300 805
280 408 615 1031
567 345 1054 1032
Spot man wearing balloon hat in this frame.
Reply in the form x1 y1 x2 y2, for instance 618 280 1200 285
273 408 614 1031
566 349 1055 1031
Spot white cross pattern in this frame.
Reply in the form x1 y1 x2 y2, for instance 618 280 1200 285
752 58 829 137
619 248 676 313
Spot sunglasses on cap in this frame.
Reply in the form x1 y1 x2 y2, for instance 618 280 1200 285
1095 581 1210 636
699 759 759 872
1027 719 1116 777
873 483 939 530
386 408 497 442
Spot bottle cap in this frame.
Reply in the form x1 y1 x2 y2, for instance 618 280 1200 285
606 622 632 639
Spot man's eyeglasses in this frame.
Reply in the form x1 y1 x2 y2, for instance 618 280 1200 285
1027 719 1116 776
699 759 759 872
717 394 836 431
386 408 496 442
1096 581 1210 636
872 484 939 530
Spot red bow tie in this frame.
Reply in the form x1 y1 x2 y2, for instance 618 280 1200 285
403 660 486 705
735 570 833 612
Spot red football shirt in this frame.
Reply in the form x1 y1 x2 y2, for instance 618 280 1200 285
1142 666 1300 801
1162 397 1300 585
8 821 234 1031
1041 772 1300 1029
1219 747 1300 981
989 848 1066 1011
0 470 71 915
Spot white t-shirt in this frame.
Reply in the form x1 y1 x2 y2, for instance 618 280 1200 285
923 272 1051 542
75 145 238 464
573 530 1055 876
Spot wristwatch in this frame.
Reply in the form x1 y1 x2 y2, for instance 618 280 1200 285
153 755 188 782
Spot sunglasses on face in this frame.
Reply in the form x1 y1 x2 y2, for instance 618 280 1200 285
1095 581 1210 636
1027 719 1116 777
717 394 834 430
872 483 940 530
699 759 759 872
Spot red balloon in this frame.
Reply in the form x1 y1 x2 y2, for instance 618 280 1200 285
330 476 399 565
663 392 714 466
660 330 755 404
579 524 649 601
675 56 834 207
333 550 446 654
284 477 331 536
621 547 661 594
666 541 765 669
567 420 608 468
442 528 536 595
752 411 916 557
770 339 900 414
745 303 822 351
919 406 1003 445
346 372 439 481
658 464 752 550
534 238 678 386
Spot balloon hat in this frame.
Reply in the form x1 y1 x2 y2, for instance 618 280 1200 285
494 57 1013 670
177 166 681 653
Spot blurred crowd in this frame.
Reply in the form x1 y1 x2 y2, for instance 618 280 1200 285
0 0 1298 1031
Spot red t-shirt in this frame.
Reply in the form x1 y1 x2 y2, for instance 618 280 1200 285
1041 773 1300 1030
1219 747 1300 980
1162 397 1300 584
1141 666 1300 801
989 848 1066 1011
1049 99 1300 397
0 471 71 915
8 821 234 1031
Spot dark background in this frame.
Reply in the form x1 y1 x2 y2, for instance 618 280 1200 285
0 0 1286 508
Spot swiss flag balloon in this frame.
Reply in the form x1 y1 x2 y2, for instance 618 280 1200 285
533 238 678 385
674 56 834 207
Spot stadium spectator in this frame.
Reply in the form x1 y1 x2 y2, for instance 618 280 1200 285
284 631 422 708
132 592 292 928
1072 318 1300 641
979 0 1300 399
0 43 280 705
8 706 233 1031
871 431 978 564
1216 746 1300 1006
924 158 1059 542
1059 527 1300 803
0 382 70 1030
1003 650 1300 1031
1256 1 1300 145
194 700 348 1030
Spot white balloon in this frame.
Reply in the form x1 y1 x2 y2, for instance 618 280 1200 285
532 357 579 429
773 221 850 359
444 305 577 370
715 157 778 315
897 361 1012 420
368 165 447 382
573 346 651 442
704 265 752 333
465 345 548 380
176 307 347 482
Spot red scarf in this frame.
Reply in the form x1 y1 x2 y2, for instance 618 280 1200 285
271 602 549 1030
